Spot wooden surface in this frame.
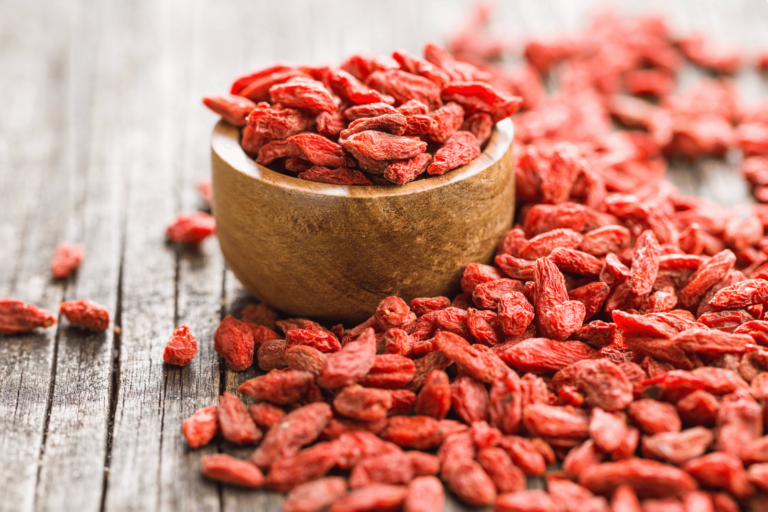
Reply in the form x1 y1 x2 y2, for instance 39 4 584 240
212 119 514 325
0 0 767 511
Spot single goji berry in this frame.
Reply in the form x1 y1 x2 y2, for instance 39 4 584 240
201 454 264 488
60 299 110 332
182 405 218 448
162 324 197 366
51 242 85 279
166 212 216 245
218 392 262 445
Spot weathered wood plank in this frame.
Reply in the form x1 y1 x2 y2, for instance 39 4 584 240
156 0 227 509
0 1 77 510
100 0 182 509
31 0 123 510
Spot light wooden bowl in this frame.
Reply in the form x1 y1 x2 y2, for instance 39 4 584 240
211 120 515 325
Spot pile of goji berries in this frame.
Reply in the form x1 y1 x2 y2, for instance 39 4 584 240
202 44 523 185
180 7 768 512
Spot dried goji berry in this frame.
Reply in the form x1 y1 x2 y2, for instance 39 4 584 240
202 94 257 126
265 441 339 492
238 369 312 405
51 242 85 279
403 475 444 512
201 454 264 488
0 299 57 335
427 102 464 143
247 401 285 431
60 299 110 332
218 392 262 445
426 130 481 176
166 212 216 245
334 384 393 421
580 459 698 498
214 315 255 372
450 374 489 424
162 324 197 366
499 435 547 476
182 405 218 448
329 483 408 512
283 477 348 512
317 327 376 388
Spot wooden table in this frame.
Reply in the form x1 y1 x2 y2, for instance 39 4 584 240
1 1 767 511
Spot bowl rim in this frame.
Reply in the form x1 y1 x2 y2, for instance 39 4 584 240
212 118 514 199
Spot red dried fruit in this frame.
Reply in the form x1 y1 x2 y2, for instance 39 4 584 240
241 125 266 157
202 94 257 126
162 324 197 366
679 250 736 308
461 112 494 146
641 426 713 465
384 153 432 185
343 130 427 166
285 345 327 376
248 104 308 139
710 279 768 309
269 77 337 113
427 102 464 143
549 247 603 276
298 166 373 186
523 404 589 442
214 316 255 372
435 331 506 383
403 476 444 512
410 297 450 317
563 440 604 479
182 405 218 448
477 447 526 493
683 452 754 499
51 242 85 279
715 390 763 457
375 297 413 330
316 111 347 136
334 384 393 421
376 69 443 110
240 303 277 330
628 399 681 435
341 114 407 139
497 292 535 336
414 370 451 419
201 454 263 488
257 338 288 371
283 477 348 512
450 374 489 424
425 130 481 176
589 407 628 453
441 81 522 123
247 402 285 431
610 484 641 512
0 299 57 335
166 212 216 245
580 459 698 498
218 392 262 445
488 371 523 435
495 490 557 512
498 338 596 374
499 435 547 476
630 230 661 296
359 354 415 389
266 441 340 492
328 69 394 105
238 369 312 405
330 483 407 512
379 416 442 450
318 328 376 389
568 281 611 320
534 258 586 341
349 451 414 488
60 299 110 332
237 68 306 102
442 458 497 507
285 328 341 353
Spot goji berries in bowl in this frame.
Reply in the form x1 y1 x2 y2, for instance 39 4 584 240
211 118 514 324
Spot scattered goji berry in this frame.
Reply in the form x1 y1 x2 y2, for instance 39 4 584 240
201 454 263 488
162 324 197 366
182 405 218 448
51 242 85 279
166 212 216 245
60 299 110 332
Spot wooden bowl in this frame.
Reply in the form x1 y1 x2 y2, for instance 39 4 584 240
211 120 515 325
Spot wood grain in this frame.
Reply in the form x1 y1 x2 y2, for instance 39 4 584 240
0 1 767 511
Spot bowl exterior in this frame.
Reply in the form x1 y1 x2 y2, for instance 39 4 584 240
212 121 515 324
